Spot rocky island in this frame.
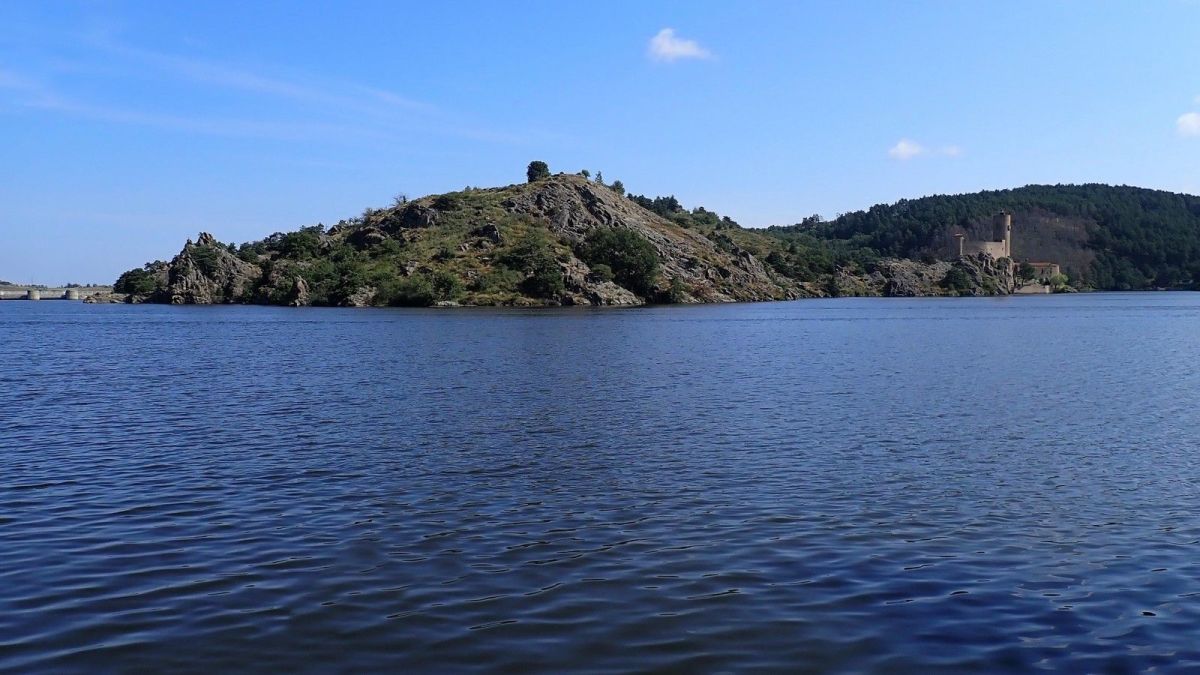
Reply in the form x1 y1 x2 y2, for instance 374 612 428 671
106 166 1029 307
103 166 1200 307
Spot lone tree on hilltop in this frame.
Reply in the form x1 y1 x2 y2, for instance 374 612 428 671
526 160 550 183
580 169 591 179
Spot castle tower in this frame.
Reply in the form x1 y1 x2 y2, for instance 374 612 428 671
992 211 1012 258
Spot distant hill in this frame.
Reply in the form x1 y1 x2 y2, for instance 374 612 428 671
769 184 1200 290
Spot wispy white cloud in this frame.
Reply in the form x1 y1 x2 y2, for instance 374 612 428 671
888 138 926 160
648 28 711 62
888 139 962 160
0 39 535 145
26 92 376 141
1179 111 1200 137
95 41 435 117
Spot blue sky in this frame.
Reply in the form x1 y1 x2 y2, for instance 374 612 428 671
2 1 1199 284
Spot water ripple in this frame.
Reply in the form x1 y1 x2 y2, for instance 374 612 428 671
4 295 1200 671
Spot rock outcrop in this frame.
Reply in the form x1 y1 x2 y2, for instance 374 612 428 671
160 233 261 304
832 253 1015 297
501 177 798 302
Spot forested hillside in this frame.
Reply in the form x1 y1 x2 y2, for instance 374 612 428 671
769 185 1200 289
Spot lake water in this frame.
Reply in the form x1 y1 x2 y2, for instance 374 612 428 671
3 294 1200 672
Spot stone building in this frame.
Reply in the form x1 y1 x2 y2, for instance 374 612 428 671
1023 262 1061 281
947 211 1067 293
950 211 1012 259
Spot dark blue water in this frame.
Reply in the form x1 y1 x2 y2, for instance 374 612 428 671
3 294 1200 672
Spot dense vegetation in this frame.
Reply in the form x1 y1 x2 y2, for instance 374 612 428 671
113 264 163 295
578 229 660 297
770 184 1200 290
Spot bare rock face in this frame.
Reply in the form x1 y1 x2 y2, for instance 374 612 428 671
557 257 641 306
503 176 797 303
82 292 127 304
340 286 377 307
347 226 387 250
954 253 1016 295
876 259 952 297
288 276 309 307
399 204 439 230
470 222 503 245
833 253 1015 297
161 233 262 304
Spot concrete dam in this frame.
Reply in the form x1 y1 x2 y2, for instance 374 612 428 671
0 288 84 301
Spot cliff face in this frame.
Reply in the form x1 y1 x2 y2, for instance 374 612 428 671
833 254 1015 297
158 233 261 304
498 177 797 303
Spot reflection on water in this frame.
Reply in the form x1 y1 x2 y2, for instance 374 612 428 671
3 294 1200 672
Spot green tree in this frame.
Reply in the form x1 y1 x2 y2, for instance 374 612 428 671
611 180 625 196
579 228 660 297
113 266 159 295
941 267 972 293
588 263 614 282
1018 261 1036 281
501 232 565 298
595 171 603 184
526 160 551 183
580 169 591 179
376 270 462 306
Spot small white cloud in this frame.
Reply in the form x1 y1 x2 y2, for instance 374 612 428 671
888 138 926 160
1178 112 1200 137
648 28 711 62
888 139 963 160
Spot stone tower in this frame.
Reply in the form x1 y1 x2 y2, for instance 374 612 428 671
992 211 1012 258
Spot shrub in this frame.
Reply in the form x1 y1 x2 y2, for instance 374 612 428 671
377 270 463 306
941 267 972 293
378 275 434 306
500 232 565 299
579 228 660 297
472 268 523 294
113 266 159 294
520 263 565 298
189 246 221 277
526 161 550 183
664 277 688 303
588 263 614 282
430 269 463 300
432 194 462 211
